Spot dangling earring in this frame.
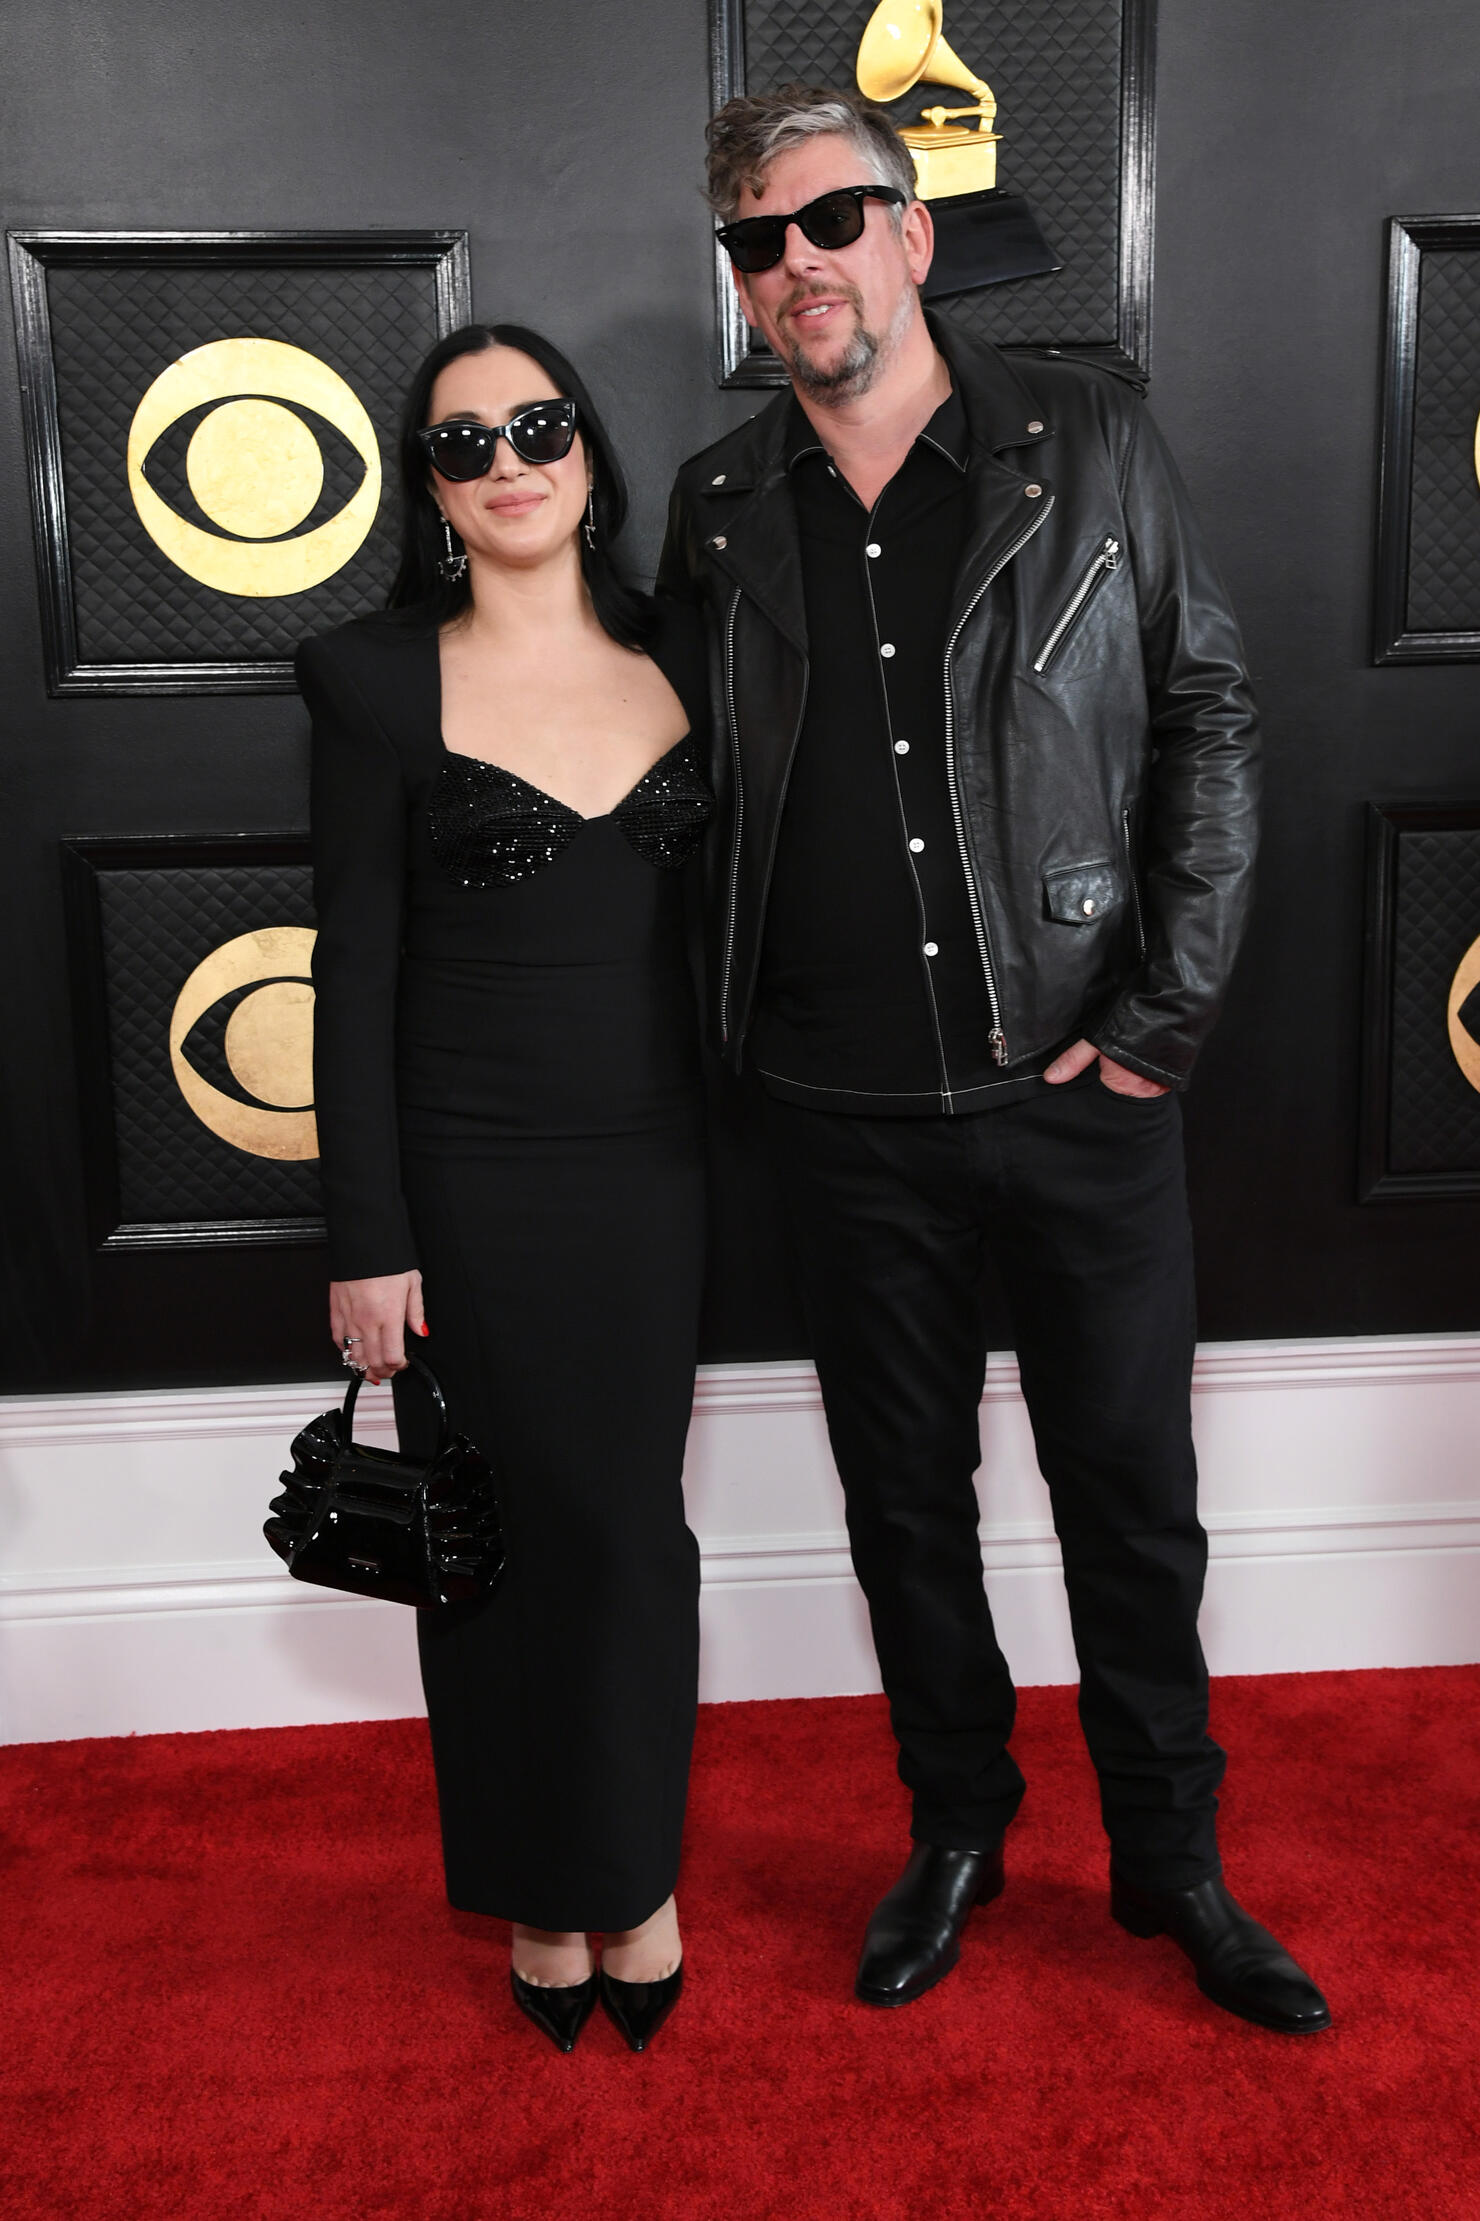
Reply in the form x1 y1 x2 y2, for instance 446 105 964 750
438 516 467 583
583 485 596 552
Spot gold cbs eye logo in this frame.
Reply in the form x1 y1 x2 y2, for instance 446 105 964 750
1449 932 1480 1098
170 927 319 1160
127 338 381 597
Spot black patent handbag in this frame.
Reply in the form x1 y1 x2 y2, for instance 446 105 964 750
264 1356 504 1608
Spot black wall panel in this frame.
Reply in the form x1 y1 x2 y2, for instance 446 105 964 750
1150 0 1478 1338
1 0 1477 1389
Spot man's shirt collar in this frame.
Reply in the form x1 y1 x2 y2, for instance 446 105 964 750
783 376 968 475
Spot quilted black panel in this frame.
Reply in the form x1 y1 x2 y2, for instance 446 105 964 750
1386 828 1480 1174
1405 250 1480 634
95 863 322 1226
46 260 440 669
740 0 1125 347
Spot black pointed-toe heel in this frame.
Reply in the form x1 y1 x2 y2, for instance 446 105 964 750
510 1969 599 2053
598 1961 684 2052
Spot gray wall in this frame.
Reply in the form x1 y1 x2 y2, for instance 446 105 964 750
1 0 1477 1387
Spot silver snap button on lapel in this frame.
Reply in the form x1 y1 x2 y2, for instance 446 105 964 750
711 473 727 486
1082 899 1096 915
1027 420 1044 434
1025 483 1043 498
711 535 727 549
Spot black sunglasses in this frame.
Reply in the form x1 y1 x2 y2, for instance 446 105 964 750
417 398 578 480
715 185 907 274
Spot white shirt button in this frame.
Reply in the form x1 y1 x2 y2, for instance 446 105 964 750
909 837 924 853
880 643 896 658
895 740 910 754
923 941 939 957
866 542 882 558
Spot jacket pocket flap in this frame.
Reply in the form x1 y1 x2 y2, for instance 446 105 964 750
1043 858 1119 924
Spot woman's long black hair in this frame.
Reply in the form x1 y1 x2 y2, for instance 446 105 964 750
385 321 654 650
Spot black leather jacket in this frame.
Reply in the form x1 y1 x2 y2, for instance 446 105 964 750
657 316 1259 1090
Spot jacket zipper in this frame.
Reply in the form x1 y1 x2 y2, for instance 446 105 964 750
719 584 810 1055
719 588 744 1045
1032 536 1121 675
1123 804 1146 958
943 494 1055 1064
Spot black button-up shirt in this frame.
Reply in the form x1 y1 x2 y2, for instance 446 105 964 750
752 385 1061 1115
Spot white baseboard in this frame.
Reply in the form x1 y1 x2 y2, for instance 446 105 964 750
2 1334 1478 1743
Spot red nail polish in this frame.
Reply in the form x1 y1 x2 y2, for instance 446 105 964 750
417 1321 430 1337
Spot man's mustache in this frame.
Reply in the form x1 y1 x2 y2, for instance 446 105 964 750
778 279 865 322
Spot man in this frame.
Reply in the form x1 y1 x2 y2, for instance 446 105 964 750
659 85 1328 2034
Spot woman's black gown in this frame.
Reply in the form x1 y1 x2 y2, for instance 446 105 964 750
298 614 711 1933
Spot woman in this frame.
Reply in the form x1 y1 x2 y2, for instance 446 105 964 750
298 323 710 2054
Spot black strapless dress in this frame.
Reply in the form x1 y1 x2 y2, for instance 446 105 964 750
299 617 710 1932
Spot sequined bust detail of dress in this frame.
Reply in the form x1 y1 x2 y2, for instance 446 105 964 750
428 736 713 890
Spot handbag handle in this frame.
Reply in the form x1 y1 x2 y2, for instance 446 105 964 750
340 1352 451 1455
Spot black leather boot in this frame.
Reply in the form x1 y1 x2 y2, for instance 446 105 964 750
1111 1873 1331 2033
855 1841 1005 2007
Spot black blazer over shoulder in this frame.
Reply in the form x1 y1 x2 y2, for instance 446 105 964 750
298 602 709 1282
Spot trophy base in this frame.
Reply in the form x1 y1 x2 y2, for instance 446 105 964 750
919 188 1062 301
903 128 1000 200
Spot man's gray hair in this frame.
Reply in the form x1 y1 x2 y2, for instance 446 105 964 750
705 83 917 222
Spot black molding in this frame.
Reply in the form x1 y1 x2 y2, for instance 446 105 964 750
708 0 1157 389
61 833 326 1251
1117 0 1157 378
707 0 756 388
1358 801 1480 1201
6 229 472 696
100 1216 325 1252
1373 213 1480 666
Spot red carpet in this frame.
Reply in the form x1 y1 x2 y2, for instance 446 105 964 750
2 1668 1478 2220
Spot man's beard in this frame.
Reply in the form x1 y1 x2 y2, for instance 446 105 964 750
778 281 890 403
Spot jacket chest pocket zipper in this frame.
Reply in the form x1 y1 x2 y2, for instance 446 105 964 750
1032 536 1121 675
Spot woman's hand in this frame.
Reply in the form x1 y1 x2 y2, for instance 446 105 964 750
330 1271 427 1384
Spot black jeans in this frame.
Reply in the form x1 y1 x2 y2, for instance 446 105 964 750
763 1081 1225 1890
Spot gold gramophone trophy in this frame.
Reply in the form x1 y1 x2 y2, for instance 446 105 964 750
854 0 1059 300
856 0 1000 201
